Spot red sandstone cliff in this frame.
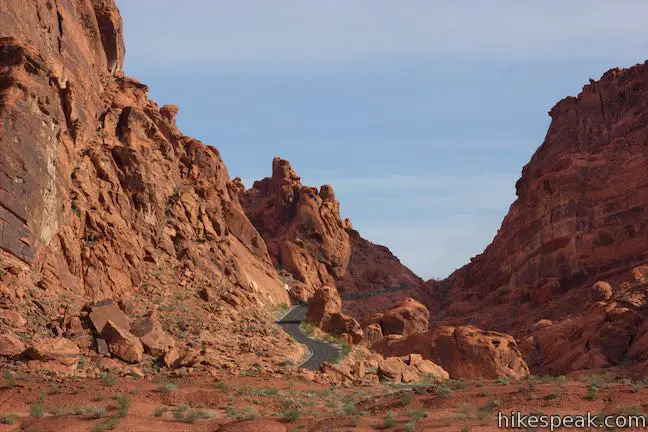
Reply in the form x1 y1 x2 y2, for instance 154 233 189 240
437 62 648 374
0 0 302 373
238 158 427 320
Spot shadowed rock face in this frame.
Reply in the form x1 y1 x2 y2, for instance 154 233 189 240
371 325 530 380
435 62 648 374
239 158 427 320
0 0 288 306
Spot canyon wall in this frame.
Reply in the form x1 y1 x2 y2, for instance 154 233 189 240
440 63 648 374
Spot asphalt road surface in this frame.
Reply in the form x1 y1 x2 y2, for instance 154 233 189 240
277 305 340 370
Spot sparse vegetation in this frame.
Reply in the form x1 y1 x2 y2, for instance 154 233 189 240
153 405 168 417
343 400 356 415
383 411 397 428
400 391 414 405
3 370 17 388
115 393 131 418
100 372 118 386
30 393 46 418
85 406 107 419
173 404 189 421
496 376 510 386
224 405 260 421
456 403 473 419
158 382 177 393
0 413 18 425
477 399 500 419
585 385 599 401
435 384 453 398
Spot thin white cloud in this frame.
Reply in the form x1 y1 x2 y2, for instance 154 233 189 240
117 0 648 70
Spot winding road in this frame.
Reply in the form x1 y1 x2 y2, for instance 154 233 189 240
277 305 340 370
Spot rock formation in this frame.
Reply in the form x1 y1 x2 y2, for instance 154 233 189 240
306 286 363 344
239 158 427 319
372 326 530 380
437 62 648 374
364 297 429 338
0 0 304 375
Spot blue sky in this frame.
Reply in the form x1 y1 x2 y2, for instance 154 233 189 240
115 1 648 279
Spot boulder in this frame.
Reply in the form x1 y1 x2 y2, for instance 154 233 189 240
306 286 342 326
591 281 613 302
101 320 143 364
413 359 450 381
0 310 27 329
364 323 383 344
320 362 354 383
163 346 180 368
0 334 26 357
372 325 529 380
130 311 175 357
376 298 429 336
321 313 363 344
96 357 121 370
89 300 130 333
377 357 408 383
27 338 80 366
96 338 111 357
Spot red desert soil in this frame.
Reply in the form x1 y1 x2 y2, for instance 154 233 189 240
2 371 648 431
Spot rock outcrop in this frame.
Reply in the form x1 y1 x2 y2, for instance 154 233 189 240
306 286 363 344
0 0 288 304
239 158 426 319
0 0 302 374
364 297 429 338
435 62 648 374
372 326 530 380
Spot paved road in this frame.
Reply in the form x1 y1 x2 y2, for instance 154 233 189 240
277 305 340 370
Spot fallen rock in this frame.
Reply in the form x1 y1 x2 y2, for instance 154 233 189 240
373 298 429 336
373 325 529 380
124 366 145 379
320 362 354 383
591 281 613 302
413 359 450 381
101 320 143 364
378 357 408 383
27 338 80 366
321 313 363 344
96 357 121 370
96 338 111 357
0 310 27 329
0 334 26 357
89 301 130 334
130 311 175 357
163 346 181 368
198 287 216 302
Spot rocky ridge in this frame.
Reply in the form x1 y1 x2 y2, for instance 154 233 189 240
436 62 648 375
238 157 429 320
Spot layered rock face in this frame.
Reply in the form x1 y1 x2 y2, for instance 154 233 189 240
0 0 301 374
439 62 648 374
372 326 530 380
0 0 288 303
239 158 426 319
